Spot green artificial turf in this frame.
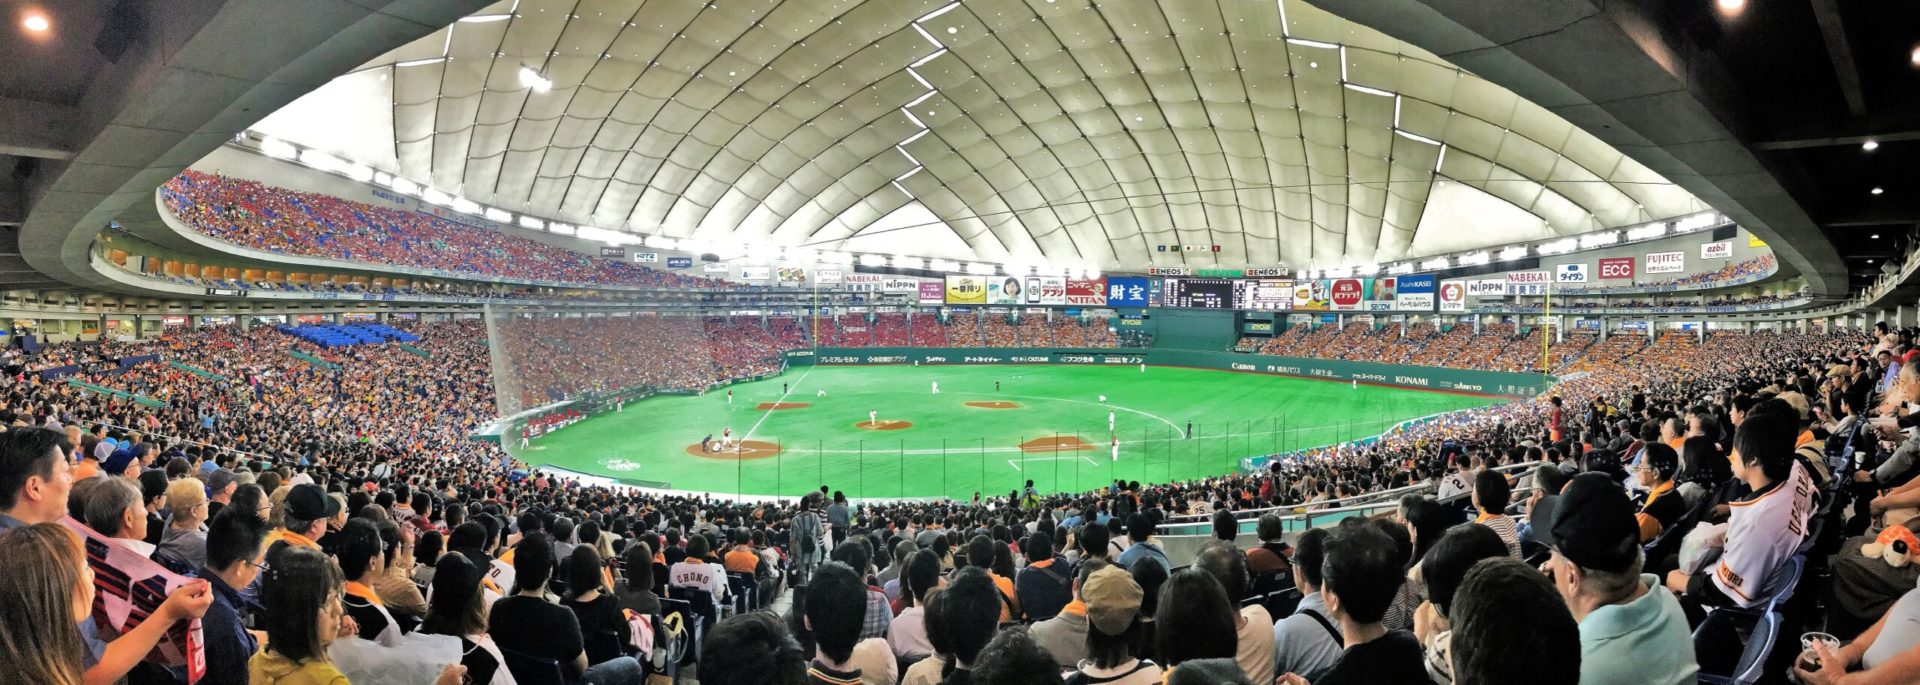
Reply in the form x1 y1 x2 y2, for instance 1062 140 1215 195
512 364 1502 499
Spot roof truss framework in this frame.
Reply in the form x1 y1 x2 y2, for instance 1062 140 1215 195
268 0 1704 270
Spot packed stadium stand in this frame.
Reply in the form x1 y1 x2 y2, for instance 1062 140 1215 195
9 2 1920 685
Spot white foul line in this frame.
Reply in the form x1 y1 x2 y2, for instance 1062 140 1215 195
741 365 812 443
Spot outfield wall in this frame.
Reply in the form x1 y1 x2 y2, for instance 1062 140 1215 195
783 347 1552 398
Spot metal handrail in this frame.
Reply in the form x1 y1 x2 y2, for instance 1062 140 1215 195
1159 461 1542 537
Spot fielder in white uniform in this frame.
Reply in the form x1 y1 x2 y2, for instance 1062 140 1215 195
1140 363 1145 373
1098 394 1107 404
1109 411 1115 431
932 381 940 394
869 410 878 426
1111 436 1120 462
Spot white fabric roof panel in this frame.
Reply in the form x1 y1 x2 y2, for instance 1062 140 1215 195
253 0 1707 271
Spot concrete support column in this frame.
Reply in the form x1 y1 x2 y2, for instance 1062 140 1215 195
1898 305 1917 329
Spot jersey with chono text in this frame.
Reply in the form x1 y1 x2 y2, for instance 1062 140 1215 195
1713 461 1815 607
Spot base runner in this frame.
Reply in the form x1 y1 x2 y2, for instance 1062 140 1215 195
1111 435 1120 462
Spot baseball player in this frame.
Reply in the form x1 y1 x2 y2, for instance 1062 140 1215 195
931 381 940 394
869 410 878 427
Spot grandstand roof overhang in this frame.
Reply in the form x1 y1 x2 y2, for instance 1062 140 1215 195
247 0 1729 280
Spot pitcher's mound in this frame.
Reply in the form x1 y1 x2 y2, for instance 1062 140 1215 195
756 402 811 410
856 420 913 431
1020 436 1095 453
964 401 1021 409
684 440 782 460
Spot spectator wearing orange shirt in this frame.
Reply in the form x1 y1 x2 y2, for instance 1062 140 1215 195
723 529 760 575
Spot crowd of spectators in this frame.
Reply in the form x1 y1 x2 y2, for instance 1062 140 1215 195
946 316 983 348
7 315 1918 685
162 171 734 290
983 317 1019 348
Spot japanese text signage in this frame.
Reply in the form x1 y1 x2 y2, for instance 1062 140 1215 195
1104 276 1150 307
1645 251 1685 274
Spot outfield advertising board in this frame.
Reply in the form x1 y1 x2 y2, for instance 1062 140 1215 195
1293 280 1330 311
816 269 844 285
918 281 945 304
666 256 693 269
786 347 1551 397
1646 251 1685 273
1066 278 1107 305
1330 278 1369 311
1438 280 1467 312
1105 277 1150 307
1467 279 1506 296
1505 271 1548 295
1598 257 1634 279
1021 276 1068 305
738 266 771 280
1702 241 1733 259
945 275 987 304
1395 274 1437 311
1555 263 1589 283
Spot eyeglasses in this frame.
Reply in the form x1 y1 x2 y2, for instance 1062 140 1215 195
246 558 271 574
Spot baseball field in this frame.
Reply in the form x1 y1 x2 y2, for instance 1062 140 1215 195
511 364 1504 499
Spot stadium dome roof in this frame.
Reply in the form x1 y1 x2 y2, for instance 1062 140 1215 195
248 0 1710 271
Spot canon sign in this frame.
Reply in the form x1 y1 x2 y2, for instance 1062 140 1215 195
1598 257 1635 279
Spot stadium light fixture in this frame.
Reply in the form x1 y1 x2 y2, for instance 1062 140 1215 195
421 188 453 207
1871 187 1885 195
1863 140 1880 152
344 164 373 183
1538 238 1579 255
858 254 885 267
389 177 420 196
261 137 298 160
1420 257 1450 270
1627 224 1666 241
1458 252 1489 266
967 262 992 275
372 171 393 187
1579 232 1619 249
484 208 513 223
450 197 481 215
1388 263 1415 275
1354 264 1379 276
22 11 50 33
1674 213 1719 232
517 216 544 230
518 66 552 92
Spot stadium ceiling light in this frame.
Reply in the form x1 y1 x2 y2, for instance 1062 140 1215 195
1354 264 1379 276
1871 186 1885 195
1674 213 1719 232
1388 263 1415 275
517 216 544 230
858 254 885 267
1342 83 1392 98
1862 140 1880 152
260 137 298 160
484 208 513 223
395 57 447 67
1498 246 1528 261
1627 224 1666 241
459 14 512 22
22 12 50 33
388 177 421 196
1716 0 1744 12
1579 232 1619 248
450 197 481 215
421 188 453 207
1285 38 1338 49
1421 257 1450 270
1539 238 1579 255
1872 233 1881 239
1458 252 1489 266
1392 129 1440 146
518 66 552 92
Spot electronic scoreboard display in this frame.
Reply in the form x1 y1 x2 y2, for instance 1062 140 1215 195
1162 278 1235 308
1234 279 1293 311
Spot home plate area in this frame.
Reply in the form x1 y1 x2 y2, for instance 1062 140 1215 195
683 440 782 460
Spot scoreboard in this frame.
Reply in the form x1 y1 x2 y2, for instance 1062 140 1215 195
1234 279 1293 311
1162 278 1234 308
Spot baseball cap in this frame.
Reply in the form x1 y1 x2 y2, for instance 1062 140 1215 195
102 449 137 476
1081 565 1144 635
285 483 343 522
208 468 237 494
1528 473 1641 573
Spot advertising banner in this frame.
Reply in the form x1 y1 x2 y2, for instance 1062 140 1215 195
776 267 806 284
945 275 987 304
1702 240 1733 259
1030 276 1068 305
1438 280 1467 312
883 278 919 293
666 256 693 269
985 276 1026 304
631 252 659 263
1066 278 1107 305
1505 271 1549 296
1293 280 1330 311
1105 276 1150 307
1646 251 1685 274
1555 263 1589 283
1330 278 1369 311
1598 257 1635 279
1467 279 1507 296
843 274 884 292
703 263 730 273
738 266 771 280
816 269 844 285
599 246 626 258
1396 273 1437 311
918 281 946 305
1147 266 1190 276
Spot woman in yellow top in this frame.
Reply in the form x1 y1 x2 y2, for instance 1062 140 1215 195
250 546 466 685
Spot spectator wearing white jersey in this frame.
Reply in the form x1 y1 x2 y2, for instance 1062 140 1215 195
1666 399 1815 610
670 534 731 607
